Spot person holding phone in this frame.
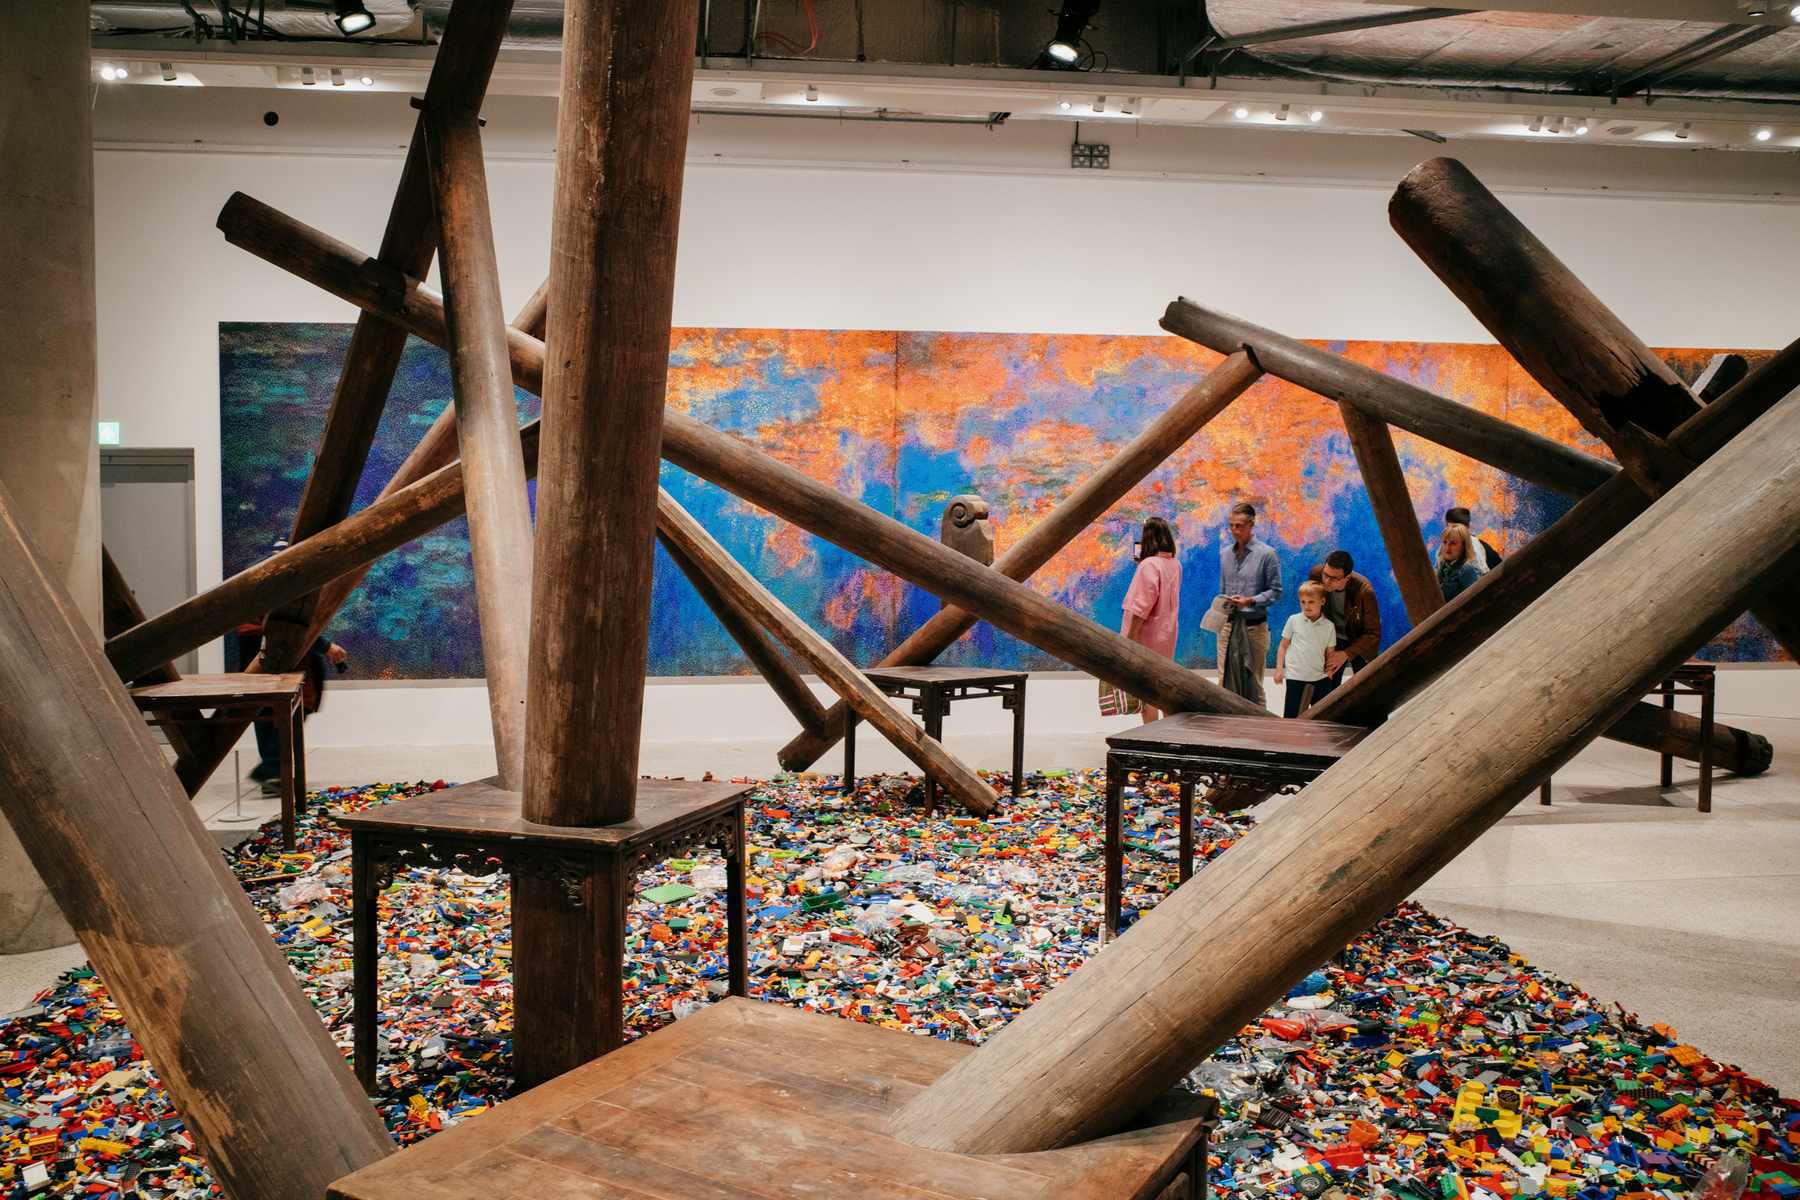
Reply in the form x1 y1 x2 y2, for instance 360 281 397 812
1121 516 1181 723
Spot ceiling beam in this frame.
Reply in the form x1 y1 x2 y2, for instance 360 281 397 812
1184 7 1479 63
1614 24 1783 96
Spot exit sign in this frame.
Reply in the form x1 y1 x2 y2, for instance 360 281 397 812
97 422 121 445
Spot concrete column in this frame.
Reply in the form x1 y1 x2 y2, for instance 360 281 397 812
0 1 102 952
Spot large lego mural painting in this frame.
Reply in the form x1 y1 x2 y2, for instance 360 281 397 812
220 323 1785 678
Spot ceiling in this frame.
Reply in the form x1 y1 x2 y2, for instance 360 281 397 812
88 1 1800 153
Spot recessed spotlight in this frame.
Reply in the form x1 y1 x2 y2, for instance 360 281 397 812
100 65 122 81
359 74 374 86
1232 105 1249 119
1059 99 1072 110
1755 128 1772 140
710 86 738 98
1308 109 1323 122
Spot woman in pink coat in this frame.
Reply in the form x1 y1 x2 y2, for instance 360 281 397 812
1121 516 1181 723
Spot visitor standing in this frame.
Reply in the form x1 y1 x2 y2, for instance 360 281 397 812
1437 523 1484 602
1274 580 1338 717
1121 516 1182 724
1307 549 1382 684
1218 502 1282 707
1445 505 1502 570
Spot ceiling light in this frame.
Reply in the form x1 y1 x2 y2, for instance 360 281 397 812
1308 109 1323 122
1793 3 1800 18
1233 106 1249 119
1676 122 1690 139
805 84 819 102
1043 0 1100 66
1092 95 1105 113
359 74 374 86
1527 116 1542 132
1575 120 1589 134
301 67 316 85
1745 1 1767 13
1047 41 1080 63
330 68 345 87
99 65 123 81
1276 104 1289 121
1059 99 1072 110
1755 128 1772 140
332 0 376 35
160 62 176 82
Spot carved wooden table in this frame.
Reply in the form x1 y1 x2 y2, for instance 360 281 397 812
128 672 307 849
849 666 1027 809
1540 658 1717 812
327 996 1217 1200
332 777 755 1092
1104 713 1370 937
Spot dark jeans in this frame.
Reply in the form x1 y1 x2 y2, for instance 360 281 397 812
1327 639 1368 686
1283 674 1338 718
249 720 282 780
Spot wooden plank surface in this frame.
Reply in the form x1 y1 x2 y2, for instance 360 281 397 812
329 776 754 850
864 666 1029 686
128 672 305 704
327 999 1209 1200
1107 712 1370 760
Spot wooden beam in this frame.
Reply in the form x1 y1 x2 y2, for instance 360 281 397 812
100 545 197 771
779 349 1263 771
656 529 828 736
0 481 394 1200
889 377 1800 1157
1389 157 1700 492
1159 298 1618 500
1336 401 1442 628
657 490 998 816
423 101 536 789
511 276 549 340
521 0 698 828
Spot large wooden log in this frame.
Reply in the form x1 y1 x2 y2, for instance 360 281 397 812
101 545 198 772
1389 157 1699 491
1387 159 1800 663
106 427 540 685
1336 401 1442 627
0 482 394 1200
657 491 999 816
656 529 828 737
209 198 1267 725
423 102 536 789
779 350 1265 771
522 0 698 827
1159 298 1618 500
889 370 1800 1157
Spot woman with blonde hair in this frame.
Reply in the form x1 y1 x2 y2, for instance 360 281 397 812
1121 516 1181 723
1436 522 1483 601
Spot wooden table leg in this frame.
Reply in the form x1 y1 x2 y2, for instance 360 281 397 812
924 685 944 816
726 801 748 997
596 856 628 1057
1178 780 1195 885
291 692 307 818
275 698 296 850
1104 753 1124 940
1661 682 1675 787
1539 778 1552 806
351 829 377 1094
1010 679 1026 797
1698 674 1715 814
842 709 856 790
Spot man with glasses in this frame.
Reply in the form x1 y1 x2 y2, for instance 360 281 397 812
1307 549 1382 685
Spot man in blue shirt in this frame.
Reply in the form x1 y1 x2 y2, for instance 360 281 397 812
1219 502 1283 707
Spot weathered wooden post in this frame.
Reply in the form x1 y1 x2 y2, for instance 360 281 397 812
512 0 702 1089
779 350 1264 770
1336 401 1442 627
658 491 998 815
0 482 394 1200
890 377 1800 1156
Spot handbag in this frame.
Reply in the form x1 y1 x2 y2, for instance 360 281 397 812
1200 594 1232 634
1098 677 1142 717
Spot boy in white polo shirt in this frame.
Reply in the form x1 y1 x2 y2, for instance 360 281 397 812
1274 580 1338 718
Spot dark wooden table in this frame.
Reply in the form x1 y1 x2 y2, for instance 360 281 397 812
330 776 756 1093
327 996 1217 1200
1104 713 1371 937
851 666 1027 809
128 673 307 849
1540 659 1717 812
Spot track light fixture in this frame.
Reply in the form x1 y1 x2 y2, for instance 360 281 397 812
1527 115 1542 132
1042 1 1101 68
333 0 376 35
1575 119 1589 134
1233 105 1249 119
1276 104 1289 121
1676 122 1690 139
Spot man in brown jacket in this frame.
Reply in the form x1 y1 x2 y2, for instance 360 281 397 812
1308 550 1382 683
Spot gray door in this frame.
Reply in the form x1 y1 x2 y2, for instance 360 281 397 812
100 448 198 674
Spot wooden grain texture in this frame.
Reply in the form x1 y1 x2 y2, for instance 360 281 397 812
327 998 1212 1200
658 490 999 816
1336 401 1442 627
0 480 394 1200
522 0 701 828
890 384 1800 1157
779 349 1263 772
211 206 1262 722
101 545 198 777
1159 298 1618 500
1389 157 1699 482
510 276 549 340
425 105 536 790
657 529 828 737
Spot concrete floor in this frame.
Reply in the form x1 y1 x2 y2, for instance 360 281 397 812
3 714 1794 1099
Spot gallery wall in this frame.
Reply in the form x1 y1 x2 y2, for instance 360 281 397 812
90 101 1800 746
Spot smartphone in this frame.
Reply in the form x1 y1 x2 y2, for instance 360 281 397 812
1132 539 1142 562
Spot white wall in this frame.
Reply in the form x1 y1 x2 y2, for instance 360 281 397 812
91 96 1800 745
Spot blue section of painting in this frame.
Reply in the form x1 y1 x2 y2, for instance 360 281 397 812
218 323 1784 680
